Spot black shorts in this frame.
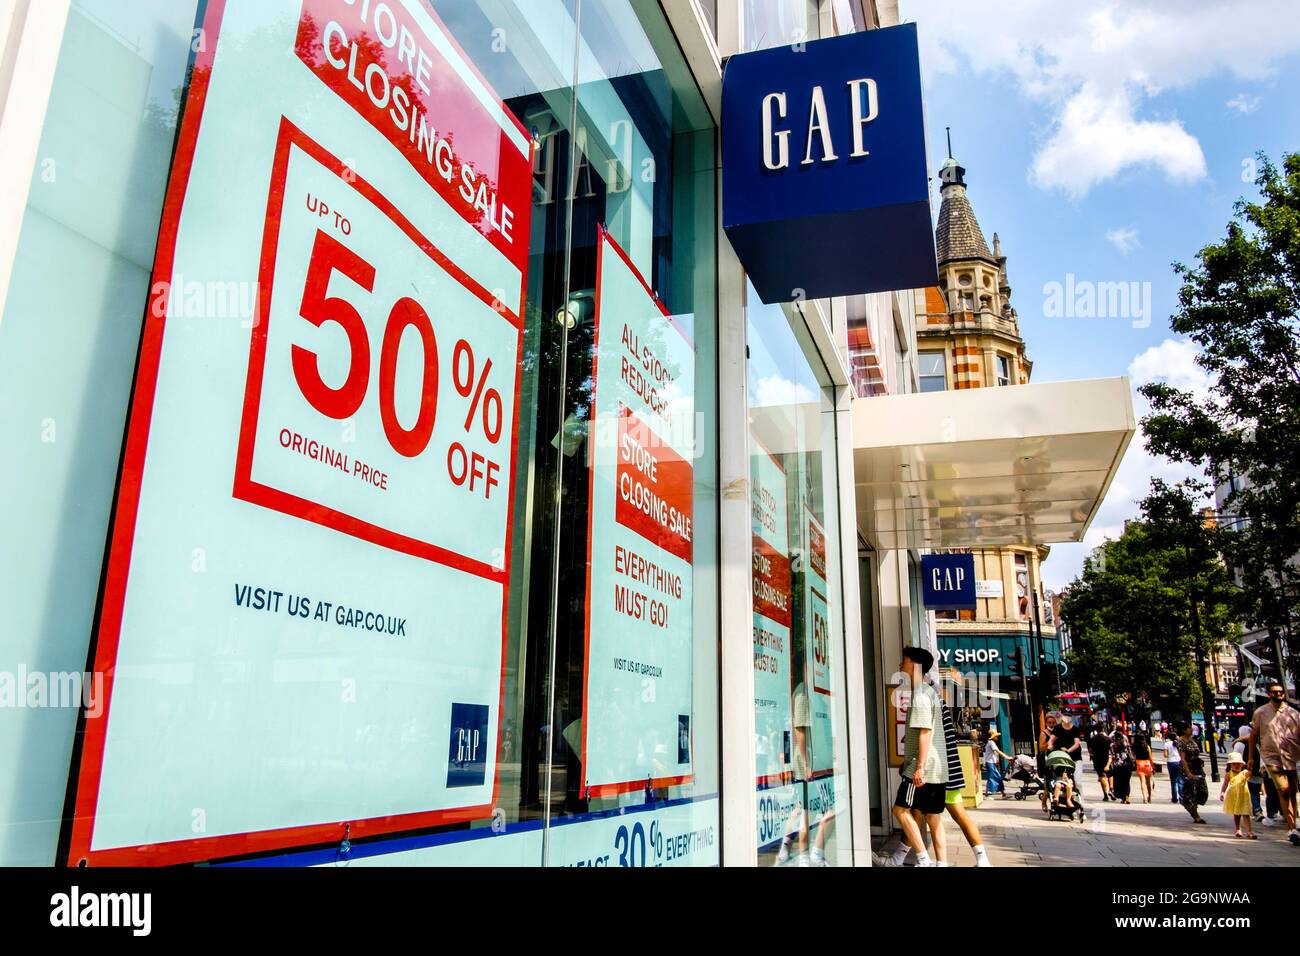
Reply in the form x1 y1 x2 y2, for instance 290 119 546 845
894 779 946 815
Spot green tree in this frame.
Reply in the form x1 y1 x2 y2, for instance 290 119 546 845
1141 479 1242 718
1061 488 1237 718
1140 152 1300 684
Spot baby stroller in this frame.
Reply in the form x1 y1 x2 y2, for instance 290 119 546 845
1045 749 1085 822
1008 754 1044 801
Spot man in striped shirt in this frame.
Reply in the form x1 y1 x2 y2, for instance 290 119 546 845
936 687 993 866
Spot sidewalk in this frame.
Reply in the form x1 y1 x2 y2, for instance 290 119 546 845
878 755 1300 867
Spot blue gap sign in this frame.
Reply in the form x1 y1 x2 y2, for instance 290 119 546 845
722 23 938 303
921 553 976 610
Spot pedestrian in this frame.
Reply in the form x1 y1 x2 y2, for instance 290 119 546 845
1217 727 1228 754
877 647 947 867
1087 728 1113 801
1174 721 1208 825
1037 713 1058 811
1045 715 1082 813
1110 730 1136 804
937 692 994 867
1039 713 1058 754
1234 726 1263 821
1219 751 1255 839
1049 714 1082 765
1248 680 1300 846
1133 732 1154 803
983 729 1012 797
1163 730 1184 803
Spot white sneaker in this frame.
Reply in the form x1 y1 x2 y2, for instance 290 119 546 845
809 848 827 867
935 860 950 867
1263 816 1281 827
776 841 791 863
975 855 993 867
871 851 904 867
916 859 937 867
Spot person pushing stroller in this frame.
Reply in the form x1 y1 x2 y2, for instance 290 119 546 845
1045 748 1084 819
1036 714 1083 811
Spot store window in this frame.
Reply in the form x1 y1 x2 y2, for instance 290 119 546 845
0 0 202 866
0 0 718 867
747 285 852 866
513 0 721 867
918 350 946 393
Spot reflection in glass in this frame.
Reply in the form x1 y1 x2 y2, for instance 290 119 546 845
748 284 852 866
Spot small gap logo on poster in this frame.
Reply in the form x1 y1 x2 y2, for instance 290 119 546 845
50 887 151 936
447 702 489 787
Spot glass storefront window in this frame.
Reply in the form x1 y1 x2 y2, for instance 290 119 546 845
0 0 718 867
0 0 201 866
439 0 720 865
466 0 722 866
747 284 852 866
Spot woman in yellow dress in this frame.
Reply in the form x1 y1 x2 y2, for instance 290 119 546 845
1220 751 1255 838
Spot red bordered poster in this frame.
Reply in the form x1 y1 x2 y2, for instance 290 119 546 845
803 506 835 777
751 436 795 790
65 0 532 865
579 227 696 799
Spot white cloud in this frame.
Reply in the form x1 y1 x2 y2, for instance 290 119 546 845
1105 225 1141 254
908 0 1300 196
1042 338 1210 591
1227 92 1263 114
1127 336 1213 402
753 374 816 408
1030 84 1206 197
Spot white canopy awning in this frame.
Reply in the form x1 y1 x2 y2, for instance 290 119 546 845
852 377 1135 551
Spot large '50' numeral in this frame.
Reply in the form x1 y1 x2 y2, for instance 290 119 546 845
291 229 439 458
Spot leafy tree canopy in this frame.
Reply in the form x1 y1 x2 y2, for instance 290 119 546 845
1140 153 1300 680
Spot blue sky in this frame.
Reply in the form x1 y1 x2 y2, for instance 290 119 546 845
903 0 1300 591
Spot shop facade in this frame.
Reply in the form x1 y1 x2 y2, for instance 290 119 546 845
0 0 915 866
934 631 1062 752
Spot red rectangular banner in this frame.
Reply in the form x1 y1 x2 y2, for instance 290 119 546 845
752 534 792 628
613 406 694 564
295 0 531 271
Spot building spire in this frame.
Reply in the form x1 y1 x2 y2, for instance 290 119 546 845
934 141 989 264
